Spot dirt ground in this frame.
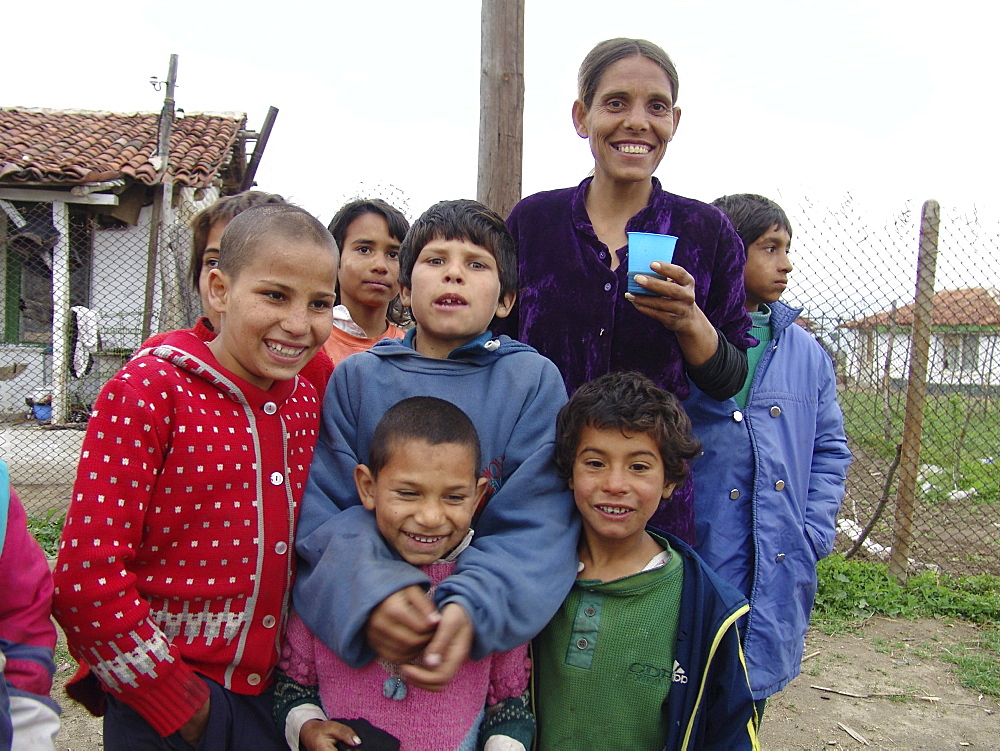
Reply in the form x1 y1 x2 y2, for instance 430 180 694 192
50 617 998 750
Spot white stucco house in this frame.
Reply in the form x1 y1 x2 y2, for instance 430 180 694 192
840 288 1000 394
0 106 266 419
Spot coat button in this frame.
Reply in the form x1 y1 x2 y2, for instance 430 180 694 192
732 410 744 422
270 471 284 486
247 673 261 686
769 405 781 418
584 606 596 617
262 615 277 629
263 401 277 415
576 638 589 650
275 541 288 555
775 553 786 563
774 480 786 491
729 489 740 500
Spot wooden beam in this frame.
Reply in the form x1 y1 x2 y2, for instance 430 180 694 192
0 188 119 206
477 0 524 219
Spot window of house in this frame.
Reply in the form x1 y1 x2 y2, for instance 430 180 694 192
942 333 979 372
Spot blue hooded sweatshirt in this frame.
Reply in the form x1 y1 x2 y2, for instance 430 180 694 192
294 331 580 666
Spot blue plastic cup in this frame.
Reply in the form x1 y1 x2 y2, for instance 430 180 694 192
627 232 678 295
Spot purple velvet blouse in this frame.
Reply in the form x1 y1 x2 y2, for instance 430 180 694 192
500 177 754 542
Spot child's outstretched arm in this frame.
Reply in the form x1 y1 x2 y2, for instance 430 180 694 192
431 357 580 661
804 354 852 560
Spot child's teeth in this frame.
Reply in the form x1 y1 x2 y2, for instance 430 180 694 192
267 342 302 356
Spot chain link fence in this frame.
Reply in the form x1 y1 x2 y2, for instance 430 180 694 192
3 190 999 579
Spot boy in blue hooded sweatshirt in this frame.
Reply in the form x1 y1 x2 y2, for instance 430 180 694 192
294 199 579 690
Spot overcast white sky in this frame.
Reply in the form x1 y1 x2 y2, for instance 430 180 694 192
6 0 995 221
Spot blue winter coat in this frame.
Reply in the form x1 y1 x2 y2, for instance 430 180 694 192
294 331 579 666
684 301 851 699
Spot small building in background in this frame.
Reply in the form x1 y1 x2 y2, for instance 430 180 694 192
0 106 263 418
840 287 1000 395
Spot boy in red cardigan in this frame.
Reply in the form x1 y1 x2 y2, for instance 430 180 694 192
52 204 338 751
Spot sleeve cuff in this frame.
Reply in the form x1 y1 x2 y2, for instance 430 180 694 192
286 704 327 751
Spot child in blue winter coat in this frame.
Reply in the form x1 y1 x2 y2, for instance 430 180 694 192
294 199 578 692
686 194 852 721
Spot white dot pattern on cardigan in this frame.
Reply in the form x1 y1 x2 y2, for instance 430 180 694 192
51 337 322 736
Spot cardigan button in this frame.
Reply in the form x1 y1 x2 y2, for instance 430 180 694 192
576 638 589 650
769 405 782 418
732 410 744 422
270 471 284 486
262 615 277 629
729 489 740 500
774 480 786 491
247 673 261 686
275 541 288 555
263 401 278 415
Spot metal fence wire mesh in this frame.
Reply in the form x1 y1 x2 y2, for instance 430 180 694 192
2 192 999 578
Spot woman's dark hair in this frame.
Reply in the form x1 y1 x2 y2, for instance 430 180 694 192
578 38 679 109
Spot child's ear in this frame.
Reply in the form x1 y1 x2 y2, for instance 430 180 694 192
474 476 489 506
571 100 589 138
354 464 378 511
206 268 229 315
662 482 677 500
493 291 517 320
398 285 413 309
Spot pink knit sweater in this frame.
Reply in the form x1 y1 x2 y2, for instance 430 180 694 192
280 562 530 750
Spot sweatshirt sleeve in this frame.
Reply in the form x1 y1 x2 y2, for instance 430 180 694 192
51 377 209 736
435 359 580 659
293 365 430 667
0 486 58 702
804 350 852 560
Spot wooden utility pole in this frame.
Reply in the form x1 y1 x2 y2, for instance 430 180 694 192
477 0 524 219
142 53 178 341
888 199 940 582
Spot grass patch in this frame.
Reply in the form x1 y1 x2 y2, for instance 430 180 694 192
939 626 1000 696
814 555 1000 626
839 389 1000 503
27 508 65 557
814 555 1000 695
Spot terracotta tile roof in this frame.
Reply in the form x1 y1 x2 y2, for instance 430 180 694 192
843 288 1000 329
0 107 246 189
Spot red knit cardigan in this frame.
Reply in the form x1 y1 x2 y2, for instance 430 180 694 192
53 332 321 736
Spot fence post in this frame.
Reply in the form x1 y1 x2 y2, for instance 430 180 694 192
888 199 940 582
50 200 71 424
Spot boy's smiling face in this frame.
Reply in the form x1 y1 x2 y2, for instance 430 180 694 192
207 234 336 390
399 237 515 359
356 438 488 566
570 424 675 547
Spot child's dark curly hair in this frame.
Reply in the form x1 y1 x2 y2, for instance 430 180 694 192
555 371 701 487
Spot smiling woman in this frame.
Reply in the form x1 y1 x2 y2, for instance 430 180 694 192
497 37 756 544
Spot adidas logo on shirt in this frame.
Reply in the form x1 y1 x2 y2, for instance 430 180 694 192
672 660 688 684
